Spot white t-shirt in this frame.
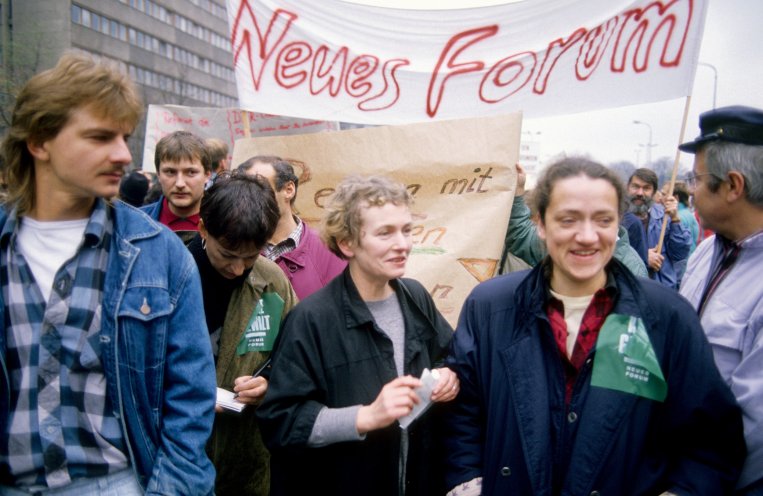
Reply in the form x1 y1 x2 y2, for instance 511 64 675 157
16 217 88 302
549 289 595 358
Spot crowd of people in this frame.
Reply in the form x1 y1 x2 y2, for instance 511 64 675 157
0 52 761 496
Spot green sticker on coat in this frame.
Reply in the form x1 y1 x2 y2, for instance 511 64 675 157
591 313 667 402
236 292 284 355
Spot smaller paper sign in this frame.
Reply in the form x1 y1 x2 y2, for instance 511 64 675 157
236 292 285 355
591 314 667 402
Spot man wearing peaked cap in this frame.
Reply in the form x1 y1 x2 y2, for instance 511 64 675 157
679 105 763 495
679 105 763 153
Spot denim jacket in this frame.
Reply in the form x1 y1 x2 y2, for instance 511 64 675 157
140 197 162 221
0 201 217 495
646 203 691 289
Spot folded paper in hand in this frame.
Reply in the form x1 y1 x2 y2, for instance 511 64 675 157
399 368 440 430
216 387 246 413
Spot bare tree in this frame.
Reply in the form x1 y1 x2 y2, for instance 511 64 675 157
608 160 636 184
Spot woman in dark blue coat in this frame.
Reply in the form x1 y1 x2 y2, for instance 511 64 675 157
444 157 745 496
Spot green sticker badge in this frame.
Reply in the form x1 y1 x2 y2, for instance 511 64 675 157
590 313 667 402
236 292 285 355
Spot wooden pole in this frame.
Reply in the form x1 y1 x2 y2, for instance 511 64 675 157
655 95 692 253
241 111 251 139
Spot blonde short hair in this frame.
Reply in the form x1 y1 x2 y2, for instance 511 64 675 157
321 175 412 259
2 52 143 214
205 137 228 172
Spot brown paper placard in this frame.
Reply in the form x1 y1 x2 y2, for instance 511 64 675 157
232 113 521 325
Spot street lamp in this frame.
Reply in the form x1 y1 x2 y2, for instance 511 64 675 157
633 120 654 166
698 62 718 109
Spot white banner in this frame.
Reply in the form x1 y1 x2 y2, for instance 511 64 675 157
141 105 338 172
226 0 707 125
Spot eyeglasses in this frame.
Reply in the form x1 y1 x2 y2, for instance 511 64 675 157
686 171 717 187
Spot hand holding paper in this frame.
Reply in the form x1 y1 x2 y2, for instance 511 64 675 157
356 375 422 434
214 374 269 413
398 369 441 430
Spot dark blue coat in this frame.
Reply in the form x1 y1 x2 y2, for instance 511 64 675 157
445 261 745 495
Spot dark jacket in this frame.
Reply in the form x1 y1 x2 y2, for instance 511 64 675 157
257 268 453 496
622 211 649 265
445 260 745 495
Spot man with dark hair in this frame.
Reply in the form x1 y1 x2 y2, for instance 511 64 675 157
142 131 211 244
679 105 763 495
118 170 150 207
188 172 298 495
0 52 216 494
626 167 691 288
239 155 346 299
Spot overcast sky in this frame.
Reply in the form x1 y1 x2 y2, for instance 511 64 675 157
345 0 763 168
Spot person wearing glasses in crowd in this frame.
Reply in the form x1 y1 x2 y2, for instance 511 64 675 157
679 106 763 495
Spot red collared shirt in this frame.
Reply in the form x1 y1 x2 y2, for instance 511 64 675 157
158 197 200 232
547 285 616 403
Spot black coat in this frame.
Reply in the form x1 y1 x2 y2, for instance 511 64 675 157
257 269 453 496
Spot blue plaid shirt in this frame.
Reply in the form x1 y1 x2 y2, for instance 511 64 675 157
0 200 128 489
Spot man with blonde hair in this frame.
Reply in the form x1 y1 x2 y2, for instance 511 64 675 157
205 137 229 189
0 52 216 494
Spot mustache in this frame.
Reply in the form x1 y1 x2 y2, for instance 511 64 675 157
628 194 653 215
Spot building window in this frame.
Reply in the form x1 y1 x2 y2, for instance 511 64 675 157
70 5 236 102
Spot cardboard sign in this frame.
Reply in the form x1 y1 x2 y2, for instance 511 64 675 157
142 105 339 172
232 113 520 326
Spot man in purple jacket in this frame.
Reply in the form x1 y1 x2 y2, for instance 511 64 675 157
239 156 346 299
